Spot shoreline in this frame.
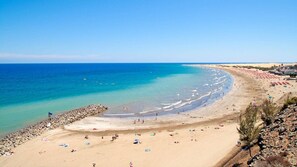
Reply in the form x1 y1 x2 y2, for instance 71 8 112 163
0 64 231 134
0 66 252 166
63 65 258 133
1 64 295 167
101 66 233 118
1 65 234 135
0 65 235 155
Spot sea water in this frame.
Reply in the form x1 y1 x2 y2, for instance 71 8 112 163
0 63 233 134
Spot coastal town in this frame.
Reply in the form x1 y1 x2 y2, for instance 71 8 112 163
269 64 297 78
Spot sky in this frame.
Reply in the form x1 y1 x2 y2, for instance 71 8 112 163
0 0 296 63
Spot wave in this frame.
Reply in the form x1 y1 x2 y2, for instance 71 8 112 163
163 108 174 112
214 75 226 81
174 101 189 108
213 78 226 85
162 91 213 111
139 107 162 114
162 100 182 109
196 91 212 100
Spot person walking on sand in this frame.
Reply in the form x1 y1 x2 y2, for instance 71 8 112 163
130 162 133 167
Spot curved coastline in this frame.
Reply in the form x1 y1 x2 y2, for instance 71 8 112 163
1 64 296 167
0 65 231 136
0 64 268 167
102 66 234 118
64 65 252 133
0 64 228 134
0 66 242 150
0 65 235 156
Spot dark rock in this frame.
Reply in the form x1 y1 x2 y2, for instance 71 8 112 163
0 104 107 156
250 104 297 166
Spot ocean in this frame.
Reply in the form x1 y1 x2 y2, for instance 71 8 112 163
0 63 233 135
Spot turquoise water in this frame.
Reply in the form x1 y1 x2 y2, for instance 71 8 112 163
0 64 232 135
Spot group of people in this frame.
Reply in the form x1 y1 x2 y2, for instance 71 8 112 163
133 119 145 124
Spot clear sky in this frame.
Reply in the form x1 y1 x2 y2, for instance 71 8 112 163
0 0 296 63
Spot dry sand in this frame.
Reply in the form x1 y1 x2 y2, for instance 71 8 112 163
0 123 239 167
1 64 296 167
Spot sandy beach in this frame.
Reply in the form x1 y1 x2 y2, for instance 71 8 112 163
1 64 296 167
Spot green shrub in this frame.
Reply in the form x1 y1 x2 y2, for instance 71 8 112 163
237 104 261 157
260 99 279 125
282 97 297 110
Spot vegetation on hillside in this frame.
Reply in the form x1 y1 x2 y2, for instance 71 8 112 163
232 65 277 71
237 104 261 157
260 99 279 126
235 97 297 166
282 96 297 110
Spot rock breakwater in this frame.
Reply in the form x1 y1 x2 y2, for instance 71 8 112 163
0 104 107 156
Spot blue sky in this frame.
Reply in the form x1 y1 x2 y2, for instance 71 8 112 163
0 0 296 63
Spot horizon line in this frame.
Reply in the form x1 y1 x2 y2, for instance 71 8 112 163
0 62 295 65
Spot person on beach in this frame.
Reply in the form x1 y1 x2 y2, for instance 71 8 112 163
48 112 53 120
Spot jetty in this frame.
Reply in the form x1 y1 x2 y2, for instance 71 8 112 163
0 104 107 156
